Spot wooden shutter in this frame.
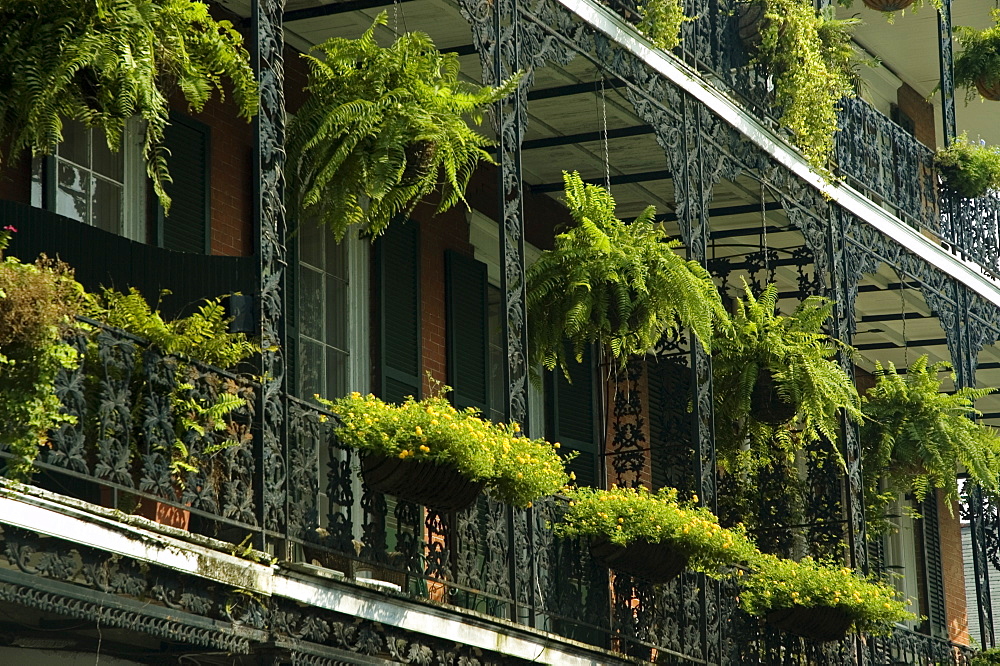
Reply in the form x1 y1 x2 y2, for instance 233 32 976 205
547 347 598 486
376 221 421 404
159 114 210 254
445 251 490 413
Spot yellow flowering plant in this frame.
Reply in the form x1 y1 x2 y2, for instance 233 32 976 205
553 486 758 574
319 390 571 508
738 553 915 634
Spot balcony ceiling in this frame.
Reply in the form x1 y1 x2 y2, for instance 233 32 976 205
844 0 1000 146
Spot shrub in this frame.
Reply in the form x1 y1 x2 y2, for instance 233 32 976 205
322 389 570 508
553 486 758 573
0 233 84 479
935 133 1000 199
738 553 916 635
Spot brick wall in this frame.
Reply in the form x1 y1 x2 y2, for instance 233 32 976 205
897 82 937 150
940 493 971 645
0 153 31 205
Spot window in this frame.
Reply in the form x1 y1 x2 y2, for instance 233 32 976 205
885 492 926 630
31 118 146 241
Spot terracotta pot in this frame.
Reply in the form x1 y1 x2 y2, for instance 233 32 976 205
765 604 854 642
861 0 915 11
135 499 191 530
589 537 689 584
750 369 797 425
976 75 1000 102
361 453 485 512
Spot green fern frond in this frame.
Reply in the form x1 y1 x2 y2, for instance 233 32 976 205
286 12 521 241
712 280 860 470
526 171 729 379
0 0 258 212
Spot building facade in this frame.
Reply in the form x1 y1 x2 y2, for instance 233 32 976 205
0 0 999 663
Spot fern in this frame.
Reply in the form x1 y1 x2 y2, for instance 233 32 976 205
85 287 259 368
526 171 729 378
861 355 1000 510
0 0 258 211
286 12 520 240
712 281 861 470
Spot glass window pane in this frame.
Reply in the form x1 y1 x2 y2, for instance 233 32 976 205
60 120 90 167
326 235 347 279
326 275 348 351
30 157 43 208
300 221 324 268
298 338 324 398
93 177 123 234
299 267 324 340
56 162 90 223
93 133 124 182
327 350 347 399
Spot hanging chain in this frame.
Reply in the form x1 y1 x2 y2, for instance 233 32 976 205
600 77 611 192
900 278 908 366
760 183 769 281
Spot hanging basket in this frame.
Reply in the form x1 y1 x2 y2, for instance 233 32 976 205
765 604 854 642
750 369 797 425
590 537 689 584
976 75 1000 102
861 0 915 11
400 140 439 185
361 453 485 512
735 1 768 54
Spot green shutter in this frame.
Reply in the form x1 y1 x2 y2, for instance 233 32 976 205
547 346 598 486
376 221 421 404
445 251 490 413
159 114 210 254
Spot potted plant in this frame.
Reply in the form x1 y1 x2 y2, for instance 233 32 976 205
972 647 1000 665
955 11 1000 102
861 355 1000 509
0 228 83 480
738 553 915 641
636 0 691 50
934 133 1000 199
285 12 519 241
712 282 862 469
526 171 729 378
553 486 757 584
736 0 860 171
321 387 569 511
0 0 258 212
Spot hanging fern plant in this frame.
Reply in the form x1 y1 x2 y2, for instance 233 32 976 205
861 355 1000 508
286 13 520 240
0 0 258 211
712 282 861 470
526 171 729 378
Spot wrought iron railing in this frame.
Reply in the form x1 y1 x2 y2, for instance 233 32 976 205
0 319 260 539
599 0 1000 282
0 328 983 662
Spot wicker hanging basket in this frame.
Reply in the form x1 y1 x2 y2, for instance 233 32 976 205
361 453 485 512
400 140 439 185
590 537 690 584
765 604 854 642
750 369 797 425
861 0 915 12
736 1 768 54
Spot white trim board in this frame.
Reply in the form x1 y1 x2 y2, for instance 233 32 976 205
0 487 623 666
553 0 1000 309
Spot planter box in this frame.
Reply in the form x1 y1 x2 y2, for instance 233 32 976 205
590 537 689 584
361 453 485 512
765 604 854 642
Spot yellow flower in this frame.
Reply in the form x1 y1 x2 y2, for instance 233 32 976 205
351 392 361 399
419 445 430 453
513 422 520 432
399 450 411 459
415 426 423 437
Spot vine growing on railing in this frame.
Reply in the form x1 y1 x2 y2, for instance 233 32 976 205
637 0 691 50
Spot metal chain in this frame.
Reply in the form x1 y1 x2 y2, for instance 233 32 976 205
600 77 610 192
900 277 908 366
